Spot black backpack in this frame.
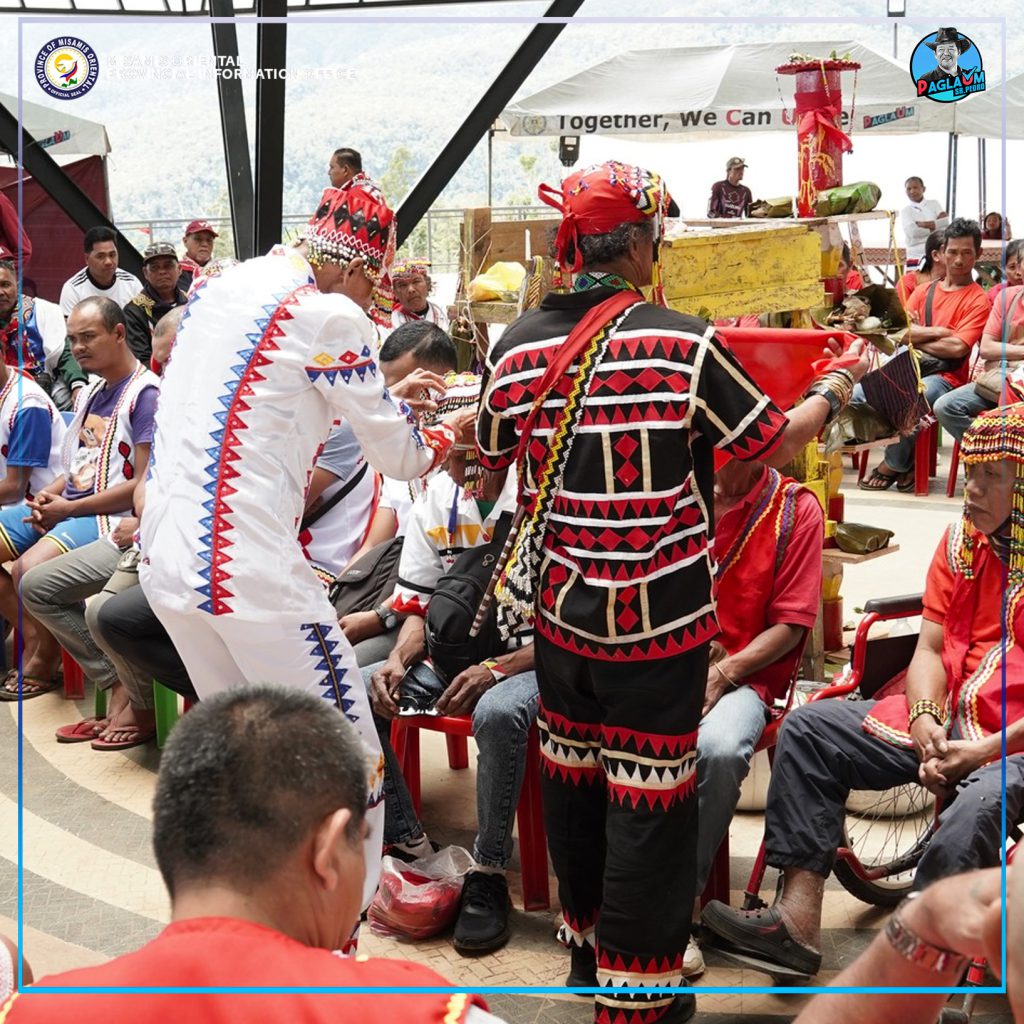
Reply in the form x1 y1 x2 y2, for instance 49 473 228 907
425 513 513 684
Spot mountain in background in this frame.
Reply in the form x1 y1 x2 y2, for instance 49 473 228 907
4 0 1020 228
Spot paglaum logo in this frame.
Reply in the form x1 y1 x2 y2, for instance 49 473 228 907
35 37 99 101
908 27 985 104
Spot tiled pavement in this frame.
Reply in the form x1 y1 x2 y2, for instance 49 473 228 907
0 455 1014 1021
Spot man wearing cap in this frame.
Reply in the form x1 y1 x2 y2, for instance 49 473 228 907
389 258 450 333
178 219 219 291
478 160 868 1023
139 177 467 917
122 243 187 365
703 403 1024 979
708 157 752 219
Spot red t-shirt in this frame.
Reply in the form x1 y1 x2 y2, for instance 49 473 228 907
714 469 823 704
897 270 920 307
0 918 487 1024
905 280 992 385
982 284 1024 342
922 527 1004 679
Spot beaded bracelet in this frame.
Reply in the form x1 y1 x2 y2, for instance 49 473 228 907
907 698 945 728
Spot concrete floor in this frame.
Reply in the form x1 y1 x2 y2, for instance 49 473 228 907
0 445 1013 1022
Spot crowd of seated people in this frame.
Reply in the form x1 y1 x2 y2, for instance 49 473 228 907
1 154 1022 1024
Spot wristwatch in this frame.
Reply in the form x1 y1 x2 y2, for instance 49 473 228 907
373 604 398 631
884 891 970 974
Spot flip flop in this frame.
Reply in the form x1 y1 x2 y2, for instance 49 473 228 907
896 470 917 493
90 729 156 752
56 717 108 743
0 673 61 701
858 466 900 491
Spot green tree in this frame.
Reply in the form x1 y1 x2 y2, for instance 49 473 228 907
381 145 419 206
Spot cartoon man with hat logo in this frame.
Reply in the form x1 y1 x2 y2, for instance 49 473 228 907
917 27 978 88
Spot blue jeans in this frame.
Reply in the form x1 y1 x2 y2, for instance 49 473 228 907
932 383 995 443
694 684 770 894
850 374 954 473
362 659 540 869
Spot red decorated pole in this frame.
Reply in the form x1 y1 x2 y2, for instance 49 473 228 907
776 59 860 217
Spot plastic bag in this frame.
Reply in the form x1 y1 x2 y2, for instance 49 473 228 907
467 262 526 302
367 846 474 940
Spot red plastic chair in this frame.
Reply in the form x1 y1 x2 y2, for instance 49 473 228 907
389 714 550 911
700 637 807 908
946 439 962 498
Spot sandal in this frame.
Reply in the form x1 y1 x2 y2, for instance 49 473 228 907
0 671 61 701
91 728 157 752
56 717 108 743
896 470 917 493
858 466 900 491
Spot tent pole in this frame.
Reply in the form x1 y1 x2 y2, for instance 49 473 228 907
978 138 986 222
948 133 959 219
945 133 953 215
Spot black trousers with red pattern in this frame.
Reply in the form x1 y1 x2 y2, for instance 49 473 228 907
535 635 706 1024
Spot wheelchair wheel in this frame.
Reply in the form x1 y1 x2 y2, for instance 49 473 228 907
832 782 936 908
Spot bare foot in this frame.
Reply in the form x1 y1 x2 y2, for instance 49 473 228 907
97 703 155 744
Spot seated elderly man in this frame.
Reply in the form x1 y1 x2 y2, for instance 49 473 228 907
363 373 536 956
703 404 1024 977
1 685 500 1023
684 456 822 976
388 257 450 332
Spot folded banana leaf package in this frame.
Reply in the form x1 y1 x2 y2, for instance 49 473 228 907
824 404 895 449
834 522 894 555
814 182 882 216
748 196 794 218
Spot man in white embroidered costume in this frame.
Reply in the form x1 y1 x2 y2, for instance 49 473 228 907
389 258 450 333
703 404 1024 978
0 296 157 700
139 179 462 914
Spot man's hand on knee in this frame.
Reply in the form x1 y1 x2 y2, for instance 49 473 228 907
433 665 496 718
370 658 405 719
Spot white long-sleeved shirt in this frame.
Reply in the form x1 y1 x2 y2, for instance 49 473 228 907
901 199 949 262
140 248 452 621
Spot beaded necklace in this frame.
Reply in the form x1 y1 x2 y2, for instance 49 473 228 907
572 271 640 294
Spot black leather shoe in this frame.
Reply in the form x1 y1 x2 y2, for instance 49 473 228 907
452 871 511 955
565 944 597 987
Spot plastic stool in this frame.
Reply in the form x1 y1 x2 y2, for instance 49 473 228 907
62 650 85 700
390 714 550 911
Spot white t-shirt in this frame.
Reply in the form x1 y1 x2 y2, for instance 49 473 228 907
60 268 142 317
302 422 376 578
0 371 65 502
901 199 949 262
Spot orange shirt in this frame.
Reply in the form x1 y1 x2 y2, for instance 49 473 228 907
922 527 1004 678
905 280 992 385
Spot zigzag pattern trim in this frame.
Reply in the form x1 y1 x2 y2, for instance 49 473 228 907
304 344 378 386
194 285 314 614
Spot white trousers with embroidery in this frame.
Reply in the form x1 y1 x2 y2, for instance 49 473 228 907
142 595 385 914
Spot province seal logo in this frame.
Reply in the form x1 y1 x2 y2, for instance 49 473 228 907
35 38 99 100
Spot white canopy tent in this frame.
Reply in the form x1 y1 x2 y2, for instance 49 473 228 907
0 91 110 159
500 41 1019 142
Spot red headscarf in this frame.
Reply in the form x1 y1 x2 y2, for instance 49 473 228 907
537 160 673 272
